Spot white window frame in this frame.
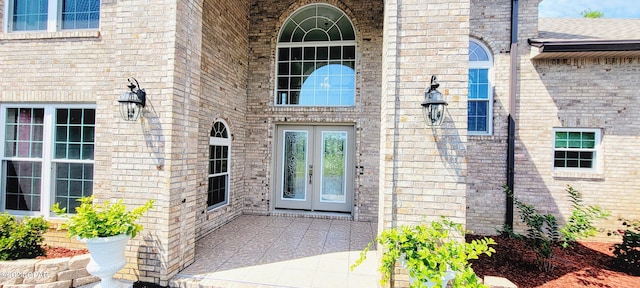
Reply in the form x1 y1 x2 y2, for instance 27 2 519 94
0 103 95 217
468 39 494 135
274 3 357 107
3 0 101 32
552 128 602 172
207 120 231 211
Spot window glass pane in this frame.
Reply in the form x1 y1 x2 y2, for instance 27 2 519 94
54 163 93 212
469 41 489 61
343 46 355 60
303 47 315 60
329 46 341 60
4 108 44 158
69 126 82 142
553 132 597 169
4 161 42 211
61 0 100 29
278 48 290 61
12 0 48 31
317 47 328 60
291 62 302 75
278 64 289 76
54 109 95 160
207 175 226 207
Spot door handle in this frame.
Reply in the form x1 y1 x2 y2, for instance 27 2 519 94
308 165 313 184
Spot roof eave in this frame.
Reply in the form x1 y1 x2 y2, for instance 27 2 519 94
528 39 640 59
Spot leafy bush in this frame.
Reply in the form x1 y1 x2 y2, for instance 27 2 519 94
560 185 610 248
0 213 49 260
351 216 495 288
609 218 640 275
503 185 609 272
53 196 154 239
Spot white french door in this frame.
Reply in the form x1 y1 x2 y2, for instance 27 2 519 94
274 125 354 212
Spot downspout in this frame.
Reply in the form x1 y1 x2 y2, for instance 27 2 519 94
506 0 518 229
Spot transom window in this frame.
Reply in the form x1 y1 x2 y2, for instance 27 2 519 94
468 39 493 135
207 121 230 210
553 129 600 170
0 105 95 216
6 0 100 32
276 4 356 106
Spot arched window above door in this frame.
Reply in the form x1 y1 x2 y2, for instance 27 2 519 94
276 4 356 106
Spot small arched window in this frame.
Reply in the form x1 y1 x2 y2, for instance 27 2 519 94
468 39 494 135
208 120 230 209
276 4 356 106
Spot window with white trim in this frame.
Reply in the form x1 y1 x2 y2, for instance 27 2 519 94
207 121 230 209
276 4 356 106
468 39 493 135
553 129 600 170
5 0 100 32
0 105 95 216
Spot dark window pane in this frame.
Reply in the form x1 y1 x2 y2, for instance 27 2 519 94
329 46 341 60
291 48 302 60
343 46 355 59
57 109 68 124
304 47 315 60
69 126 82 142
69 109 82 124
278 48 290 61
278 63 289 76
317 47 328 60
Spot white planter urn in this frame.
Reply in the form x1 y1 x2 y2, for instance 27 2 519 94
401 254 456 288
80 234 130 288
408 266 456 288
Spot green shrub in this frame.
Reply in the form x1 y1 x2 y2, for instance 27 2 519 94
503 185 609 272
560 185 610 248
53 196 154 239
610 218 640 275
351 216 495 288
0 213 49 261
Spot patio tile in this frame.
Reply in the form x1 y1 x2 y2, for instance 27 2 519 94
171 215 380 288
277 268 316 287
311 271 349 288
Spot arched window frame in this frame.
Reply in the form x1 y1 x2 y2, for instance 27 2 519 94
207 120 231 210
468 38 494 135
275 4 357 107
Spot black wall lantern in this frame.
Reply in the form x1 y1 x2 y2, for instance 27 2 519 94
421 75 448 126
118 78 146 121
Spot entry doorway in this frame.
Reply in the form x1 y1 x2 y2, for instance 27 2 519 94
274 125 354 212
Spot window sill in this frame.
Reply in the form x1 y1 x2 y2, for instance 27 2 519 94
0 30 100 41
468 134 497 141
552 170 605 181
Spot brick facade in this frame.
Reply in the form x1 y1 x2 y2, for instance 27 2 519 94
245 0 383 222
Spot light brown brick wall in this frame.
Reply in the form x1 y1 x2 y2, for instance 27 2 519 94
194 0 250 239
465 0 541 235
0 0 188 284
246 0 383 222
379 0 470 235
515 57 640 239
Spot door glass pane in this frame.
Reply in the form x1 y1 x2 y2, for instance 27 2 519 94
282 131 307 200
320 131 346 203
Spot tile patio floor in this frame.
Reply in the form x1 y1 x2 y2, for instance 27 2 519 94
170 215 381 288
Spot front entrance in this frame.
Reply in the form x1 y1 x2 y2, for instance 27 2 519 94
274 125 354 212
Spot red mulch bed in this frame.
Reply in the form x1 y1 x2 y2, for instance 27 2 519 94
36 246 89 259
467 235 640 288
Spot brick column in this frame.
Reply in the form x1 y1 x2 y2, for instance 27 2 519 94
379 0 470 234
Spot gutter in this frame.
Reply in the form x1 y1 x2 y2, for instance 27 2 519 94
505 0 518 230
528 39 640 53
